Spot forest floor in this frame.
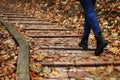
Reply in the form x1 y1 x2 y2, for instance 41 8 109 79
0 0 120 80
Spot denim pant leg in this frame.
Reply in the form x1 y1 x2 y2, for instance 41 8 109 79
80 0 101 36
83 0 96 36
83 17 91 36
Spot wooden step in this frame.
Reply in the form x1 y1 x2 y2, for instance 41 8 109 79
22 25 61 28
39 46 96 51
1 13 25 15
40 61 120 67
22 28 67 31
1 16 35 18
7 21 56 25
3 18 44 21
29 35 82 38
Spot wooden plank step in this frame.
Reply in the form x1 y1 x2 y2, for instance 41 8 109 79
22 25 60 28
0 15 31 18
29 49 85 54
40 61 120 67
0 14 26 16
31 38 81 47
8 21 56 25
2 17 41 21
26 31 79 38
22 28 67 31
3 18 44 21
1 16 35 18
39 47 96 51
1 13 25 15
29 35 82 38
0 12 23 14
6 21 43 23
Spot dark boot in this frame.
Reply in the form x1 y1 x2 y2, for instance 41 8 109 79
78 36 88 50
95 32 108 56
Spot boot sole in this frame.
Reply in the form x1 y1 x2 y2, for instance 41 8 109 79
95 41 108 56
79 44 88 50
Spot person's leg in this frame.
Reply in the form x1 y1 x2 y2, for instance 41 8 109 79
79 0 108 56
83 0 96 36
92 0 96 6
80 0 101 35
79 0 96 49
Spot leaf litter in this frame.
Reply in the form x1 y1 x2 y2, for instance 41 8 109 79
0 0 120 79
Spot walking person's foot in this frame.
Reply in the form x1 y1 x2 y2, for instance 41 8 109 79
95 32 108 56
79 36 89 50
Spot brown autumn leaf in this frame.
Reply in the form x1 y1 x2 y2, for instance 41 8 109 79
106 65 115 73
30 63 43 73
0 57 4 63
0 50 7 55
30 71 38 78
31 77 42 80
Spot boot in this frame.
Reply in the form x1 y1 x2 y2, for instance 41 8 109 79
78 36 88 50
95 32 108 56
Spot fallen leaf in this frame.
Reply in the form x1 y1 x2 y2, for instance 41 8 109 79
43 66 51 74
52 70 59 76
106 65 114 73
0 50 7 55
30 67 43 73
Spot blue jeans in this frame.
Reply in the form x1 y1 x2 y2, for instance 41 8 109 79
80 0 101 37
